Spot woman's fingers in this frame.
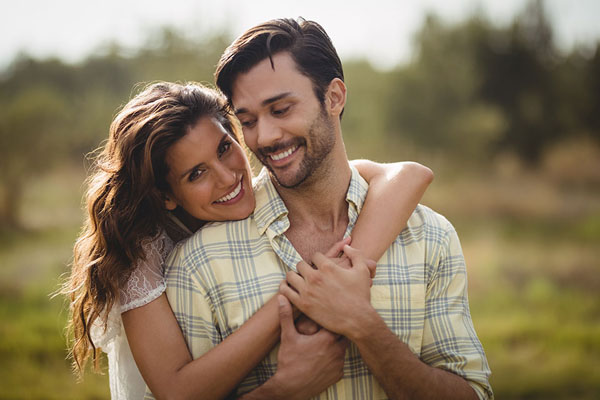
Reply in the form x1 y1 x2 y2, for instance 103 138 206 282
324 236 352 258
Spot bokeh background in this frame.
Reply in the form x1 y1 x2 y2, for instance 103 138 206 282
1 0 599 398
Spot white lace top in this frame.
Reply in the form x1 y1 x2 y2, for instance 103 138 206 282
90 229 178 400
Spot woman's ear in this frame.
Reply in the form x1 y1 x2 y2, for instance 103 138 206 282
325 78 347 117
164 194 178 211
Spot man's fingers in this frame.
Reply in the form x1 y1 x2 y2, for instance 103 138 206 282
278 294 297 342
366 259 377 279
334 256 352 270
324 236 352 258
296 260 315 278
286 270 306 293
295 315 320 335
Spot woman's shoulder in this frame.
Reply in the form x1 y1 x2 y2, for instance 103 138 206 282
119 230 174 313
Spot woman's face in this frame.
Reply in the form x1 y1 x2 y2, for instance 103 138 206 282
164 116 255 222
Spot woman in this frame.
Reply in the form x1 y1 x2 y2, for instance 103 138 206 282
63 81 433 399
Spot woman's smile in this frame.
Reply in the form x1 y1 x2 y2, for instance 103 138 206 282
164 116 255 222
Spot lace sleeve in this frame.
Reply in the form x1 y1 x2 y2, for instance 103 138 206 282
119 231 175 313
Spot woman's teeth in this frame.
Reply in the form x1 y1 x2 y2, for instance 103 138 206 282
215 181 242 203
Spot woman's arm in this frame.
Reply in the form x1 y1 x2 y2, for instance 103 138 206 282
123 293 281 400
350 160 433 260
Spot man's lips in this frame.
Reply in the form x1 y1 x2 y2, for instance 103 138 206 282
268 145 300 161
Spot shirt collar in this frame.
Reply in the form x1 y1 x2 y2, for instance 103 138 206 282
253 166 369 237
253 168 289 236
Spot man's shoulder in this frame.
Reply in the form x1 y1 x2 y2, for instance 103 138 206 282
166 217 258 267
408 204 453 232
397 204 457 248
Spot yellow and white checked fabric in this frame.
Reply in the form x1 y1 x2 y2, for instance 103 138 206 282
159 167 493 400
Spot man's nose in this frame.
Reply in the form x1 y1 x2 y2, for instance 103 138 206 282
256 117 283 149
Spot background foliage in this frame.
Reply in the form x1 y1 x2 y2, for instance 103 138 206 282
1 1 598 398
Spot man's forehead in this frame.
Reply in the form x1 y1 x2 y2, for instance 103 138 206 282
231 54 306 110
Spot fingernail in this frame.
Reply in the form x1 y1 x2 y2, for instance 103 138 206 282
278 295 285 306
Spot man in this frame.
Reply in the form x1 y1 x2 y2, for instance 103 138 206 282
166 18 492 399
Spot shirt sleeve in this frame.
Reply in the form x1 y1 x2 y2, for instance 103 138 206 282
119 232 173 313
163 237 223 359
421 219 493 400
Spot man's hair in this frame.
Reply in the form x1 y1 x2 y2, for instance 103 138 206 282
215 17 344 108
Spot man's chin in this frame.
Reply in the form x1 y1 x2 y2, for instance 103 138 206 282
269 168 311 189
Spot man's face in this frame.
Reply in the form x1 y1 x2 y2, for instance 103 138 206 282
231 52 336 188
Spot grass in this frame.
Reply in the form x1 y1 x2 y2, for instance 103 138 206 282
0 164 111 400
1 159 599 399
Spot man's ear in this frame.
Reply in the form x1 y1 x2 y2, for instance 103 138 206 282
325 78 347 117
164 193 178 211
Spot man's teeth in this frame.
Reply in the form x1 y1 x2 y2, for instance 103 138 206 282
270 146 297 161
215 181 242 203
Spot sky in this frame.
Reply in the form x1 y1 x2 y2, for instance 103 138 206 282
2 0 600 71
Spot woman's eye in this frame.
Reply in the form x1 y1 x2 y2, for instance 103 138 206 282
218 141 232 157
188 169 204 182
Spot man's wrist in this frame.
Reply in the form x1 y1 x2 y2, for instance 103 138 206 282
240 372 290 400
344 304 383 343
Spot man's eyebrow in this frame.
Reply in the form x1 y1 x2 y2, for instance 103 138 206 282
234 92 292 115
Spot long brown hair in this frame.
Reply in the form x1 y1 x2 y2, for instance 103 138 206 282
63 81 239 375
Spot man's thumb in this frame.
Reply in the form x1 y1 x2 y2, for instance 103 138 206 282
278 295 295 341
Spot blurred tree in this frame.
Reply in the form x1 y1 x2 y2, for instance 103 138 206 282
583 44 600 139
476 0 563 163
133 27 230 84
0 86 70 229
342 59 391 158
385 14 505 161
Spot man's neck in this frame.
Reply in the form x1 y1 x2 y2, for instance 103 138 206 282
274 155 353 260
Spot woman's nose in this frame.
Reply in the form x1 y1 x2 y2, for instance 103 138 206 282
213 162 237 187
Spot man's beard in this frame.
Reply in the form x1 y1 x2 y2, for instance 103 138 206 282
258 106 336 189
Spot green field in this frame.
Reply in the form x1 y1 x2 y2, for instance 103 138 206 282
1 163 598 399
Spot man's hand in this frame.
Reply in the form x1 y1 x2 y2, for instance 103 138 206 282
239 295 346 400
280 245 376 337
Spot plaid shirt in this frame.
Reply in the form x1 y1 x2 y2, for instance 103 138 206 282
160 167 493 400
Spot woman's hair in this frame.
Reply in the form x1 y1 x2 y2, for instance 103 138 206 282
63 81 240 375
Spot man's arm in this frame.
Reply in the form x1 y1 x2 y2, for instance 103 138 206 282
281 243 491 399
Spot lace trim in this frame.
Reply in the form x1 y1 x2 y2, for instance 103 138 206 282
118 231 173 312
120 282 166 313
91 231 174 351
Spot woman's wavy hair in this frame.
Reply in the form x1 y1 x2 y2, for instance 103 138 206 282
62 81 240 376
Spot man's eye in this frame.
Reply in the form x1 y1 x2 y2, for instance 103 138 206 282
240 120 256 128
272 106 290 116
